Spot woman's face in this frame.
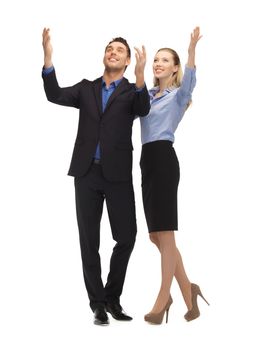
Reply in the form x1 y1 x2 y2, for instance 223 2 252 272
153 50 178 80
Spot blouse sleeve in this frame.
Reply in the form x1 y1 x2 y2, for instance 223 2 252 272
176 66 196 106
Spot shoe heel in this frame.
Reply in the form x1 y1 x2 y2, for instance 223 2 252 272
199 291 210 306
144 295 173 325
184 283 209 322
165 309 169 323
165 295 173 323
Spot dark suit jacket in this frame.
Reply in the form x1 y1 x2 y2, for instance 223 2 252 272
42 69 150 181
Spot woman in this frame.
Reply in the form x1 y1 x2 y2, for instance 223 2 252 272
140 27 209 324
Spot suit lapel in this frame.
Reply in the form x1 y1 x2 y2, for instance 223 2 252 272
92 77 103 117
92 77 130 118
103 78 129 113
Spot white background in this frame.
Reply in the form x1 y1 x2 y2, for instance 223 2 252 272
1 0 253 349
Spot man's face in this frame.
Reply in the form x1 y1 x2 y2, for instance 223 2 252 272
103 41 130 72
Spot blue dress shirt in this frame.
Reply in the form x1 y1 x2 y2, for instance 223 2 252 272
94 78 122 159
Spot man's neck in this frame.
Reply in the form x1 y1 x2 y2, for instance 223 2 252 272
103 70 124 87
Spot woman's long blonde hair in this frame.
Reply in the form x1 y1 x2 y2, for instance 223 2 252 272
153 48 183 88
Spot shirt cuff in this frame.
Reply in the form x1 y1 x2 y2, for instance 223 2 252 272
42 66 54 75
185 65 196 72
135 83 146 92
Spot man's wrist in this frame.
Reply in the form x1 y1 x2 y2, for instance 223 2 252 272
42 66 54 75
135 82 145 92
44 57 53 68
135 74 145 89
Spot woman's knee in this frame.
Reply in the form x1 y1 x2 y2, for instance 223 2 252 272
157 231 176 247
149 232 158 244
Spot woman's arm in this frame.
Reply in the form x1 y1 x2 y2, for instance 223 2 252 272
187 26 202 68
176 27 202 106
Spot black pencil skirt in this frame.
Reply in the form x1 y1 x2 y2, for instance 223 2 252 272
140 140 180 233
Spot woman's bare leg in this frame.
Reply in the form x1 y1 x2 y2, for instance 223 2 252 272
149 232 192 311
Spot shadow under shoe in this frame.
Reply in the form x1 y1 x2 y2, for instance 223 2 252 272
184 283 209 322
144 295 173 325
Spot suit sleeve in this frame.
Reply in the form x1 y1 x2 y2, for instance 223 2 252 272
42 68 83 108
132 84 150 117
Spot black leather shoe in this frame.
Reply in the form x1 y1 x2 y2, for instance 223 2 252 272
106 303 133 321
93 307 109 325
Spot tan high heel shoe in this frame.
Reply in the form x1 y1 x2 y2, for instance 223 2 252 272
144 295 173 324
184 283 209 322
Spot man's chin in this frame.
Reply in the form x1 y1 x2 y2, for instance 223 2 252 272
105 65 123 73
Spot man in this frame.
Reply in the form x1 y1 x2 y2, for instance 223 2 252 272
42 28 150 325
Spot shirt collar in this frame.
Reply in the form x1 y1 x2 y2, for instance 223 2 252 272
149 85 175 98
102 77 123 88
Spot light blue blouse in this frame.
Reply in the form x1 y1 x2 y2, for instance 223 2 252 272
139 66 196 144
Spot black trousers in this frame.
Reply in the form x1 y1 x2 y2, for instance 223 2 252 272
74 163 137 311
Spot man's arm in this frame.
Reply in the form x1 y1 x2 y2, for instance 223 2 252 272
42 28 81 108
42 28 53 69
132 84 150 117
134 45 146 89
131 45 150 116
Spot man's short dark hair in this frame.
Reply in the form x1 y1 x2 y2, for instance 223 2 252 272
106 37 131 58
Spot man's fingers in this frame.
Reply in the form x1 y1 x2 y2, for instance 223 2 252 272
134 47 141 60
42 28 50 39
194 26 200 35
142 45 146 58
44 36 50 45
134 46 146 62
42 28 51 46
43 35 50 45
